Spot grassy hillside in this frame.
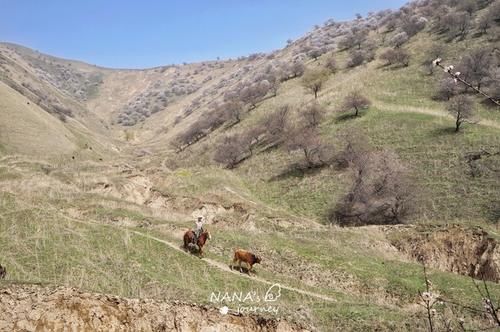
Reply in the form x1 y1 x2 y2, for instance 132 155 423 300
1 0 500 330
1 156 499 331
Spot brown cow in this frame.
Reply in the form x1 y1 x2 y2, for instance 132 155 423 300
232 249 261 274
0 264 6 279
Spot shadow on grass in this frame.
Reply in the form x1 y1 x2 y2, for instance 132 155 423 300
229 264 256 275
335 112 364 123
268 163 325 182
430 126 459 137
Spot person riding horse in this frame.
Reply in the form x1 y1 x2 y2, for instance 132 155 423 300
194 216 204 244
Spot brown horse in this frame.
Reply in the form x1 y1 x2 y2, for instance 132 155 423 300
183 229 211 256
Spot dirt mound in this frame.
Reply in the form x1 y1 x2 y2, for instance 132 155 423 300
0 285 308 332
389 225 500 282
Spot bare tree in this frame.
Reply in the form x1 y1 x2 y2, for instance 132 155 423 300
432 58 500 106
390 31 409 48
401 15 427 37
300 102 325 128
435 78 459 101
324 55 337 74
307 47 326 61
214 135 249 168
219 100 244 125
286 126 334 168
260 104 291 147
242 126 265 156
340 91 371 117
423 43 445 75
331 146 416 226
346 50 367 68
290 61 305 79
301 68 329 99
447 95 475 132
478 11 494 34
458 48 494 90
380 48 410 67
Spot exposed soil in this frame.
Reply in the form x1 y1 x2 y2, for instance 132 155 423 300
388 224 500 282
0 285 309 332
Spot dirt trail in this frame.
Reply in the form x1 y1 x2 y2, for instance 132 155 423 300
59 213 336 303
374 101 500 129
131 231 336 303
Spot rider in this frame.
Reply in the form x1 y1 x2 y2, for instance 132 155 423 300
194 216 204 243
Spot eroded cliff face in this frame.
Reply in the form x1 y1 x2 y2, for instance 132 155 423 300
389 225 500 282
0 285 308 332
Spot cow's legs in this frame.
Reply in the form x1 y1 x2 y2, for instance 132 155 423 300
231 257 237 270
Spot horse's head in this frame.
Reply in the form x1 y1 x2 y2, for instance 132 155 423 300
205 231 212 241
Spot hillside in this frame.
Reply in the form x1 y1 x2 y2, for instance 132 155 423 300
1 0 500 331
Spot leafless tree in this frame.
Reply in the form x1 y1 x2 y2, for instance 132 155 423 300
242 126 265 156
447 95 475 132
285 126 334 168
401 15 427 37
390 31 409 48
331 146 416 226
324 55 337 74
301 68 329 99
260 104 291 148
432 58 500 106
307 47 326 61
380 48 410 67
458 47 494 90
214 135 249 169
340 91 371 117
478 11 494 34
219 100 244 125
435 78 459 101
423 43 445 75
300 102 326 128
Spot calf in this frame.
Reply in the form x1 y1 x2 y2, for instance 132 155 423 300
0 265 6 279
232 249 261 273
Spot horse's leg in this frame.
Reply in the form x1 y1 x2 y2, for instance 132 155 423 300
238 260 242 273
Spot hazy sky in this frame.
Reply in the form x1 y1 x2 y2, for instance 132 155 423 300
0 0 407 68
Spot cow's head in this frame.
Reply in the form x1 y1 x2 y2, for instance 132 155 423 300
254 255 262 264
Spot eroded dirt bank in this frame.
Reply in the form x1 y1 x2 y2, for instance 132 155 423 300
388 224 500 282
0 285 309 332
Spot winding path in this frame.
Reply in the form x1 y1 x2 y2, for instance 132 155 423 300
374 101 500 129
